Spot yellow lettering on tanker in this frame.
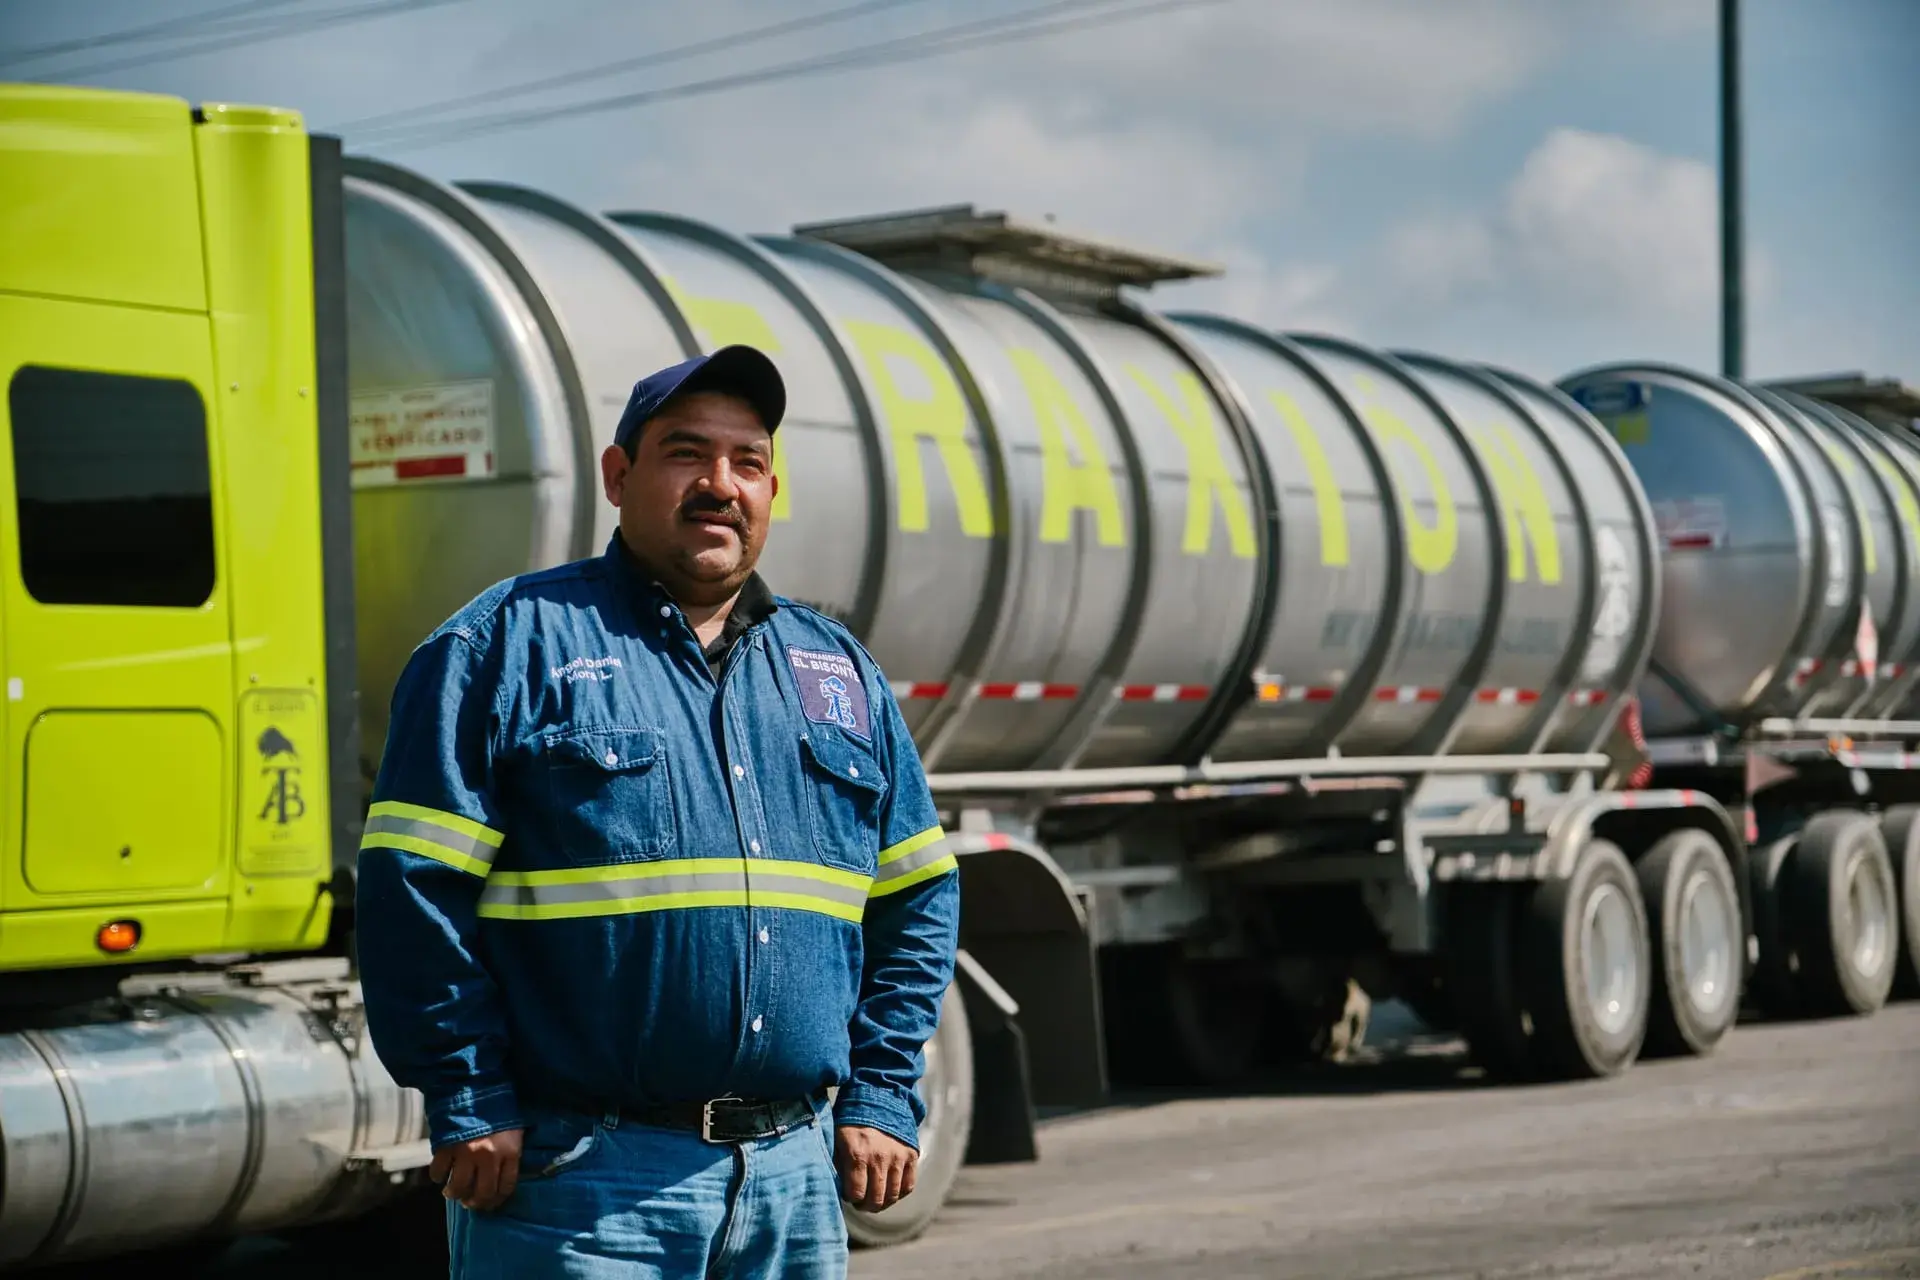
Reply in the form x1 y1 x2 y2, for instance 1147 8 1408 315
1268 390 1348 567
1127 367 1256 559
1360 398 1456 575
1820 439 1878 576
1869 453 1920 564
1010 348 1125 547
658 273 791 522
1470 423 1562 585
842 319 994 538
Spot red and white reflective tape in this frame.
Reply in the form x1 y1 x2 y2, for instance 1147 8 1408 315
1473 687 1541 705
889 681 951 701
975 681 1079 701
1567 689 1609 707
1115 683 1211 703
1373 686 1444 704
1885 663 1908 679
1255 683 1340 703
1788 657 1823 689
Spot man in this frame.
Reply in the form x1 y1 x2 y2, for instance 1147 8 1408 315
355 344 961 1278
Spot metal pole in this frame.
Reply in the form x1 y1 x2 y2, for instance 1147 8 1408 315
1719 0 1744 379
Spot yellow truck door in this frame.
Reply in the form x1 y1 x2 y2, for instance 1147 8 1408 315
0 294 235 945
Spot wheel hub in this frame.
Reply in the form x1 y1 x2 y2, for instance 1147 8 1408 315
1677 865 1736 1019
1583 882 1640 1036
1847 849 1893 978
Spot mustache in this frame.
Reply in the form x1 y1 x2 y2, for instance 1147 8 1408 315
679 493 746 528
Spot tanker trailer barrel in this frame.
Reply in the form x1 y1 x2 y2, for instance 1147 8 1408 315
1560 363 1920 737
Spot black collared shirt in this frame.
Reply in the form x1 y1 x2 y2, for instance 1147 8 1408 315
701 571 779 677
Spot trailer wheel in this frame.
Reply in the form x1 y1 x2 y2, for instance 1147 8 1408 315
1441 882 1536 1079
1747 834 1799 1016
1789 810 1899 1017
844 980 974 1249
1636 829 1743 1057
1877 805 1920 1000
1519 839 1650 1079
1099 945 1265 1086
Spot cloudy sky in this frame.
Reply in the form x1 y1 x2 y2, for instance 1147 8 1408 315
5 0 1914 385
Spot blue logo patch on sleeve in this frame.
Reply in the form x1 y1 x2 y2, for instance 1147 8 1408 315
788 646 871 739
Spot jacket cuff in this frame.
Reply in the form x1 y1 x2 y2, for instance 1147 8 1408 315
832 1081 923 1152
425 1081 525 1149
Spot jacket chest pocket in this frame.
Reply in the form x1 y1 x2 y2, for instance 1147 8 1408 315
538 725 676 864
799 731 887 876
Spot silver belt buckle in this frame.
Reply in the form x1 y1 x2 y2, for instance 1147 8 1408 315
701 1094 741 1144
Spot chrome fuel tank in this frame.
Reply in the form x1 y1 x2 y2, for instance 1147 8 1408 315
0 963 423 1268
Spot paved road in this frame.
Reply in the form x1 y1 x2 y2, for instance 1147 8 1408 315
851 1003 1920 1280
33 1003 1920 1278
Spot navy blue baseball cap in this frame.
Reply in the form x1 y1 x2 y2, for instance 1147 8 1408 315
612 344 786 454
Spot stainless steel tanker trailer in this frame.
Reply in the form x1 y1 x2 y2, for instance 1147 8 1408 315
5 123 1919 1268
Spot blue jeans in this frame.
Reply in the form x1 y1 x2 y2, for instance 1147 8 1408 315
445 1103 848 1279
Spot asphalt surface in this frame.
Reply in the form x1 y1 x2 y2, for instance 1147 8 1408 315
28 1002 1920 1279
847 1003 1920 1280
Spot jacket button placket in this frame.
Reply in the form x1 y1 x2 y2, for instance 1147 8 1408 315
722 683 774 1071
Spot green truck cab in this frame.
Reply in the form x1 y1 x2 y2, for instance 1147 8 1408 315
0 83 359 980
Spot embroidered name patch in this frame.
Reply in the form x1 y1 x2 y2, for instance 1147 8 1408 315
788 646 870 739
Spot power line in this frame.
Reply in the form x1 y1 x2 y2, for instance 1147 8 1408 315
42 0 465 82
368 0 1220 152
0 0 303 70
337 0 940 137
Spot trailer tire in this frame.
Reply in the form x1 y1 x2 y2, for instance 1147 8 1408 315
1518 839 1650 1079
1441 883 1535 1079
1636 829 1742 1058
1099 945 1265 1086
1789 810 1899 1018
1878 805 1920 1001
844 981 974 1250
1747 834 1799 1017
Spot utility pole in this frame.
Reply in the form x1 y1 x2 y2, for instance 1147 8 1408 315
1719 0 1744 379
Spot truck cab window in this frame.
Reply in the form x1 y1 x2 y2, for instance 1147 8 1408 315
8 365 216 607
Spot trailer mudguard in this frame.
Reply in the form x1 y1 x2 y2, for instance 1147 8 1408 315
1544 788 1752 959
952 832 1106 1125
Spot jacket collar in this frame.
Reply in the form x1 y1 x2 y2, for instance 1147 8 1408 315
604 531 778 633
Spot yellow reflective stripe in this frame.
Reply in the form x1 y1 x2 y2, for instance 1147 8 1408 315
476 857 871 923
360 801 505 878
488 857 869 892
365 832 494 878
870 854 958 899
367 800 504 848
872 826 955 899
879 825 947 867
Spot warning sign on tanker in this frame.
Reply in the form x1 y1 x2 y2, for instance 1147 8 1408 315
1651 496 1726 552
350 380 497 487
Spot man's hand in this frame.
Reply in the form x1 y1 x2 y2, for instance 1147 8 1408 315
429 1127 525 1212
834 1124 918 1213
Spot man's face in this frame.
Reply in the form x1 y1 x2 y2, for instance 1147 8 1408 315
601 390 779 607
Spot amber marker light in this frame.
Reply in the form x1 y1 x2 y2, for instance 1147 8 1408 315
96 920 141 954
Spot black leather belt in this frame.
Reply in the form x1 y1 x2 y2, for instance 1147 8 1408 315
621 1094 822 1144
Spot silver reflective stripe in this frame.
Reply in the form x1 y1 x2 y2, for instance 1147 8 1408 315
874 837 952 887
477 867 869 913
749 870 868 910
364 812 500 868
480 868 746 912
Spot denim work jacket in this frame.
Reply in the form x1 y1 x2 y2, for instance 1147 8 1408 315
355 535 960 1151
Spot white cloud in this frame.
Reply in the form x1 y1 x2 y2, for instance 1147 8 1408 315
1336 128 1777 375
